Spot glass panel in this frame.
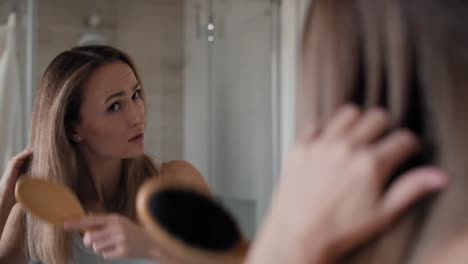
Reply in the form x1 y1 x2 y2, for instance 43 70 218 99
183 0 279 238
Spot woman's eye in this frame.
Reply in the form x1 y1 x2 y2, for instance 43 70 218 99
108 103 120 112
132 90 141 100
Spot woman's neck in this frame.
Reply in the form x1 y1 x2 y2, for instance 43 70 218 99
91 159 122 204
80 150 123 206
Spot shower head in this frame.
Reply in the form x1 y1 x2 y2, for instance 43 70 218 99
78 30 105 46
78 11 105 46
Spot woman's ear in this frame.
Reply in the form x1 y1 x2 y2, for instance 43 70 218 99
67 124 83 143
72 134 83 143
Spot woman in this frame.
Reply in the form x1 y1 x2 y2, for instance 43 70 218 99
0 46 209 264
301 0 468 262
248 0 464 262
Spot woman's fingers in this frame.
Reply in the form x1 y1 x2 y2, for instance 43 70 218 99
11 147 33 162
372 129 421 185
347 108 391 146
69 215 125 257
322 105 361 140
7 147 33 173
83 226 115 247
298 122 321 143
91 233 123 254
322 106 391 149
380 166 448 224
101 244 128 259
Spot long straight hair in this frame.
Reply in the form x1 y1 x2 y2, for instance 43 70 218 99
301 0 468 263
26 46 158 264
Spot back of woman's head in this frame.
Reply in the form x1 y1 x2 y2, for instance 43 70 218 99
27 46 157 264
301 0 468 262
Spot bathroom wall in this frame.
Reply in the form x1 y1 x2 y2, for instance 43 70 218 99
36 0 184 160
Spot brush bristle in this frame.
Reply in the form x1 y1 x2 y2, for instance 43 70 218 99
148 189 241 251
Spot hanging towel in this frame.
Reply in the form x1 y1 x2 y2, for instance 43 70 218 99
0 13 24 174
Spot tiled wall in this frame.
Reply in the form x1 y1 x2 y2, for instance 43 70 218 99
37 0 184 160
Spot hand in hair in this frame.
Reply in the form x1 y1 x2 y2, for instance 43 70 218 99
64 213 173 262
0 147 33 207
246 105 448 264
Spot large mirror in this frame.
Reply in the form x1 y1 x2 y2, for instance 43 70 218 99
0 0 282 238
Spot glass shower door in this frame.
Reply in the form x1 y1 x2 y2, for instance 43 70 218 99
184 0 280 238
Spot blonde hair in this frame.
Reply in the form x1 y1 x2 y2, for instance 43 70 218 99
26 46 158 264
301 0 468 263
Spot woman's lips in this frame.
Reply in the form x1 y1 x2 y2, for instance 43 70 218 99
129 132 144 143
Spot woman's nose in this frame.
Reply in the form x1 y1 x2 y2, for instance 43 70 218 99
128 104 144 127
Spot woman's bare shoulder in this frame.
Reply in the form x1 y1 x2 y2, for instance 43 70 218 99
158 160 211 195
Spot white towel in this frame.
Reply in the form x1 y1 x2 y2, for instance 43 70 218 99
0 13 24 173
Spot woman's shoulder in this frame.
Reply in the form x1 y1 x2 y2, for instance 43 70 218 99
158 160 211 195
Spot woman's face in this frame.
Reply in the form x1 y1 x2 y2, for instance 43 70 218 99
74 61 146 159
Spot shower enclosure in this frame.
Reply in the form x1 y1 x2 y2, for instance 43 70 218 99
184 0 281 238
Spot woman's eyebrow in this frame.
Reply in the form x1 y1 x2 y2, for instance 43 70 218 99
105 82 140 104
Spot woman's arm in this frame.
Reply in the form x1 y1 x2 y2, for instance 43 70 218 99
64 213 168 261
0 203 27 262
0 148 32 262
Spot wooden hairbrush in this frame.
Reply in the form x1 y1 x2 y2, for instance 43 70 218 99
137 160 249 264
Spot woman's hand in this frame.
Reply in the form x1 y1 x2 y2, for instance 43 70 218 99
64 214 164 261
0 148 33 206
247 105 448 263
